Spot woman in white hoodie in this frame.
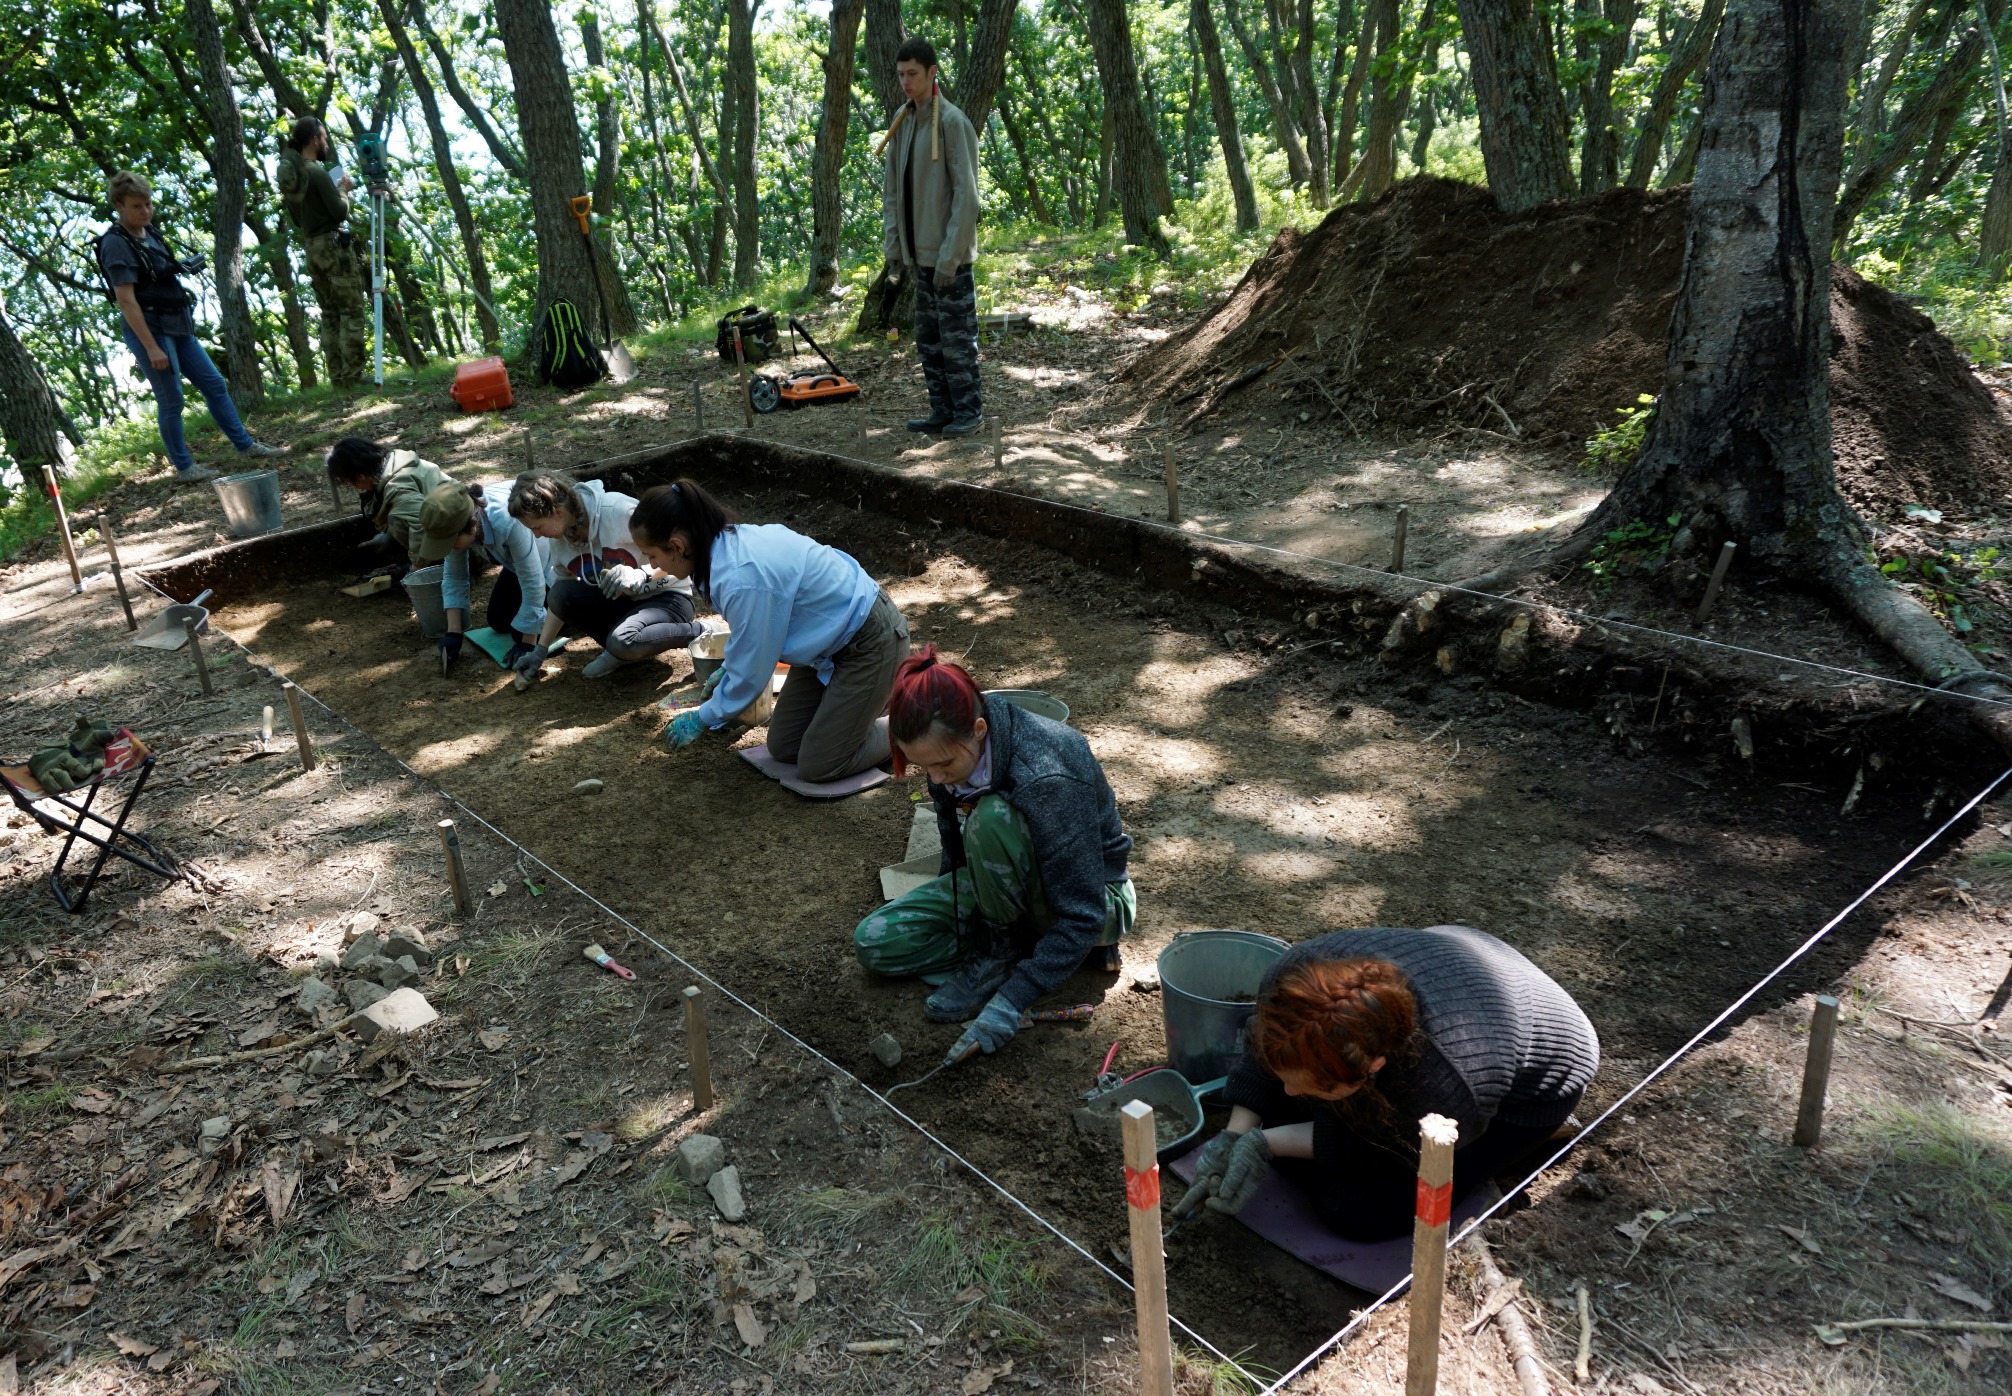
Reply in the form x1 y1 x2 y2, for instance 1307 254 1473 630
504 469 705 680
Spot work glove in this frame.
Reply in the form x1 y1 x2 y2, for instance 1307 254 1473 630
951 992 1021 1059
932 264 957 293
502 641 536 670
699 667 723 699
666 710 707 748
1208 1129 1273 1215
1173 1130 1238 1219
357 530 395 555
510 643 549 677
439 632 463 673
597 563 652 599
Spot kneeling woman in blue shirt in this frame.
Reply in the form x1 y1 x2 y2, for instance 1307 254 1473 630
629 479 911 782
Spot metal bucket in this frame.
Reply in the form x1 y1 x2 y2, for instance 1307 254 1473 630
402 565 448 640
689 625 729 684
1158 930 1290 1084
986 689 1070 723
212 469 283 537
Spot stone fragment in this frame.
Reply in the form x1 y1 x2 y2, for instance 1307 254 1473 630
869 1033 903 1069
677 1133 726 1186
340 933 382 971
573 779 603 795
381 933 432 966
303 1050 341 1077
356 987 439 1043
314 952 339 977
296 976 337 1015
376 956 419 990
198 1116 231 1153
344 912 380 945
707 1164 746 1221
344 980 390 1013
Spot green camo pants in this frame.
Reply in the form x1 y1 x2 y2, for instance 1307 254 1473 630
854 794 1135 978
305 232 369 386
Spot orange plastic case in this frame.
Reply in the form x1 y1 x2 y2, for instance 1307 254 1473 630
449 357 514 413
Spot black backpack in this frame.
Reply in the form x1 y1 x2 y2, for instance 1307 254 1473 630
715 305 778 365
539 297 606 389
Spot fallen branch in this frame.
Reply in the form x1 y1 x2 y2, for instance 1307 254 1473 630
1472 1241 1550 1396
158 1009 367 1075
1573 1282 1593 1384
1818 1317 2012 1338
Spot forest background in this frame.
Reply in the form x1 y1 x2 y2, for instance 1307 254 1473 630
0 0 2005 550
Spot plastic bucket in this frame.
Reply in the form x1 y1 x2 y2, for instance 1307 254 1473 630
1157 930 1291 1084
402 565 448 639
212 469 283 537
986 689 1070 723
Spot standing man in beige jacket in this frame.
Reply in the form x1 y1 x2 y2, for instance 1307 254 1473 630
881 38 984 438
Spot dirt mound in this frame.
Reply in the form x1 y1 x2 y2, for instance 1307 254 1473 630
1131 175 2012 517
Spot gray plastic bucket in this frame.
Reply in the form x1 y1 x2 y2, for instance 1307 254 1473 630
1158 930 1290 1084
986 689 1070 723
402 564 448 639
213 469 283 537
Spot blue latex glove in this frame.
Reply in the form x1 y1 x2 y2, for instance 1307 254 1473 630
666 710 706 748
951 992 1020 1058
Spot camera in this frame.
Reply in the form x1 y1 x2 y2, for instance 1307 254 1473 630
357 131 391 188
176 256 205 276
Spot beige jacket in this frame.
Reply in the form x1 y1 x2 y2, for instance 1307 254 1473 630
881 93 981 272
367 450 454 560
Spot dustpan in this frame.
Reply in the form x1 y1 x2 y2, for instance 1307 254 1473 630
131 589 213 651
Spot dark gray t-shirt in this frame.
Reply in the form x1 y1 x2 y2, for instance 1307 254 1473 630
98 225 194 337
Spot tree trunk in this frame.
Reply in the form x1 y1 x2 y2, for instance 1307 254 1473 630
957 0 1019 131
805 0 865 297
1578 0 1640 193
727 0 761 289
1342 0 1403 200
997 92 1054 224
1456 0 1575 211
863 0 907 120
1979 4 2012 279
494 0 605 372
1833 27 1985 246
1332 2 1374 188
1226 2 1315 191
580 13 623 220
413 0 527 180
0 290 73 478
1409 7 1447 172
1286 0 1332 205
1625 0 1725 188
245 206 318 390
1193 0 1261 232
385 0 501 353
186 0 264 407
1086 0 1173 251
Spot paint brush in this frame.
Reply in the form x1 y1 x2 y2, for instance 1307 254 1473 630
583 943 636 980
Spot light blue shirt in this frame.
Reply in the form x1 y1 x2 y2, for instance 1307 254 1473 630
698 523 880 728
441 497 549 637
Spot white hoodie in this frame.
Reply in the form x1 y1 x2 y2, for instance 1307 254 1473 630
545 479 692 600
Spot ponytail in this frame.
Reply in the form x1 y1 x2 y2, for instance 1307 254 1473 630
629 478 733 599
885 644 985 776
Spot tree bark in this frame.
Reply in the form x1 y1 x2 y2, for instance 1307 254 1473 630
245 206 318 390
1193 0 1261 232
805 0 865 297
863 0 908 119
997 92 1054 224
1578 0 1640 193
1979 2 2012 278
1833 27 1985 246
727 0 761 289
384 0 501 352
1456 0 1576 212
956 0 1019 131
414 0 528 181
1409 4 1448 171
1332 2 1374 188
1226 2 1315 192
1625 0 1724 188
580 13 623 219
185 0 265 407
1086 0 1174 251
1286 0 1332 206
1342 0 1404 200
0 290 73 479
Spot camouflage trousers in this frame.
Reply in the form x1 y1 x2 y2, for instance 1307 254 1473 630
853 794 1134 979
913 263 982 424
304 231 369 386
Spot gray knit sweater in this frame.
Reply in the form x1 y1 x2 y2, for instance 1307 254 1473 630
1223 926 1599 1154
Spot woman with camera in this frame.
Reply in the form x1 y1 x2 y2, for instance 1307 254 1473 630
95 171 281 484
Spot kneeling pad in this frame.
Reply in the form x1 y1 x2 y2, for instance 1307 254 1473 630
739 744 890 800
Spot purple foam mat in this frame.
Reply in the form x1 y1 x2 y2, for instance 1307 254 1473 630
1167 1144 1490 1292
739 744 892 800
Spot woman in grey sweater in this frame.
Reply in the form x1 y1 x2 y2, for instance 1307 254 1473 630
1178 925 1599 1241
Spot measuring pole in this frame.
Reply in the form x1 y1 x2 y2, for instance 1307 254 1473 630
42 466 83 590
370 188 387 387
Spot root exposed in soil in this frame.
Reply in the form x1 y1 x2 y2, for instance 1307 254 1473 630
1130 176 2012 518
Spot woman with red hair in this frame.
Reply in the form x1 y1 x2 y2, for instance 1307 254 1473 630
1177 926 1598 1241
854 647 1135 1058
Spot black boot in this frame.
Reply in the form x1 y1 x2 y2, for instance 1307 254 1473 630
907 415 951 433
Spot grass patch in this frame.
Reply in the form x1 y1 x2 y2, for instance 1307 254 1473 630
10 1083 75 1119
1174 1346 1271 1395
778 1185 899 1246
891 1213 1050 1346
460 925 563 985
1853 1100 2012 1274
568 1251 691 1357
637 1166 693 1208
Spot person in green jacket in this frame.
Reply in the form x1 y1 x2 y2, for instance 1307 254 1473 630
276 118 368 386
326 437 454 564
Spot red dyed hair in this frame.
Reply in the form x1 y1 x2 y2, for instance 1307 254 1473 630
1253 958 1417 1093
885 645 984 776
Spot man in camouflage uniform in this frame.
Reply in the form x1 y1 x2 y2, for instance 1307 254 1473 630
276 118 368 385
881 37 983 438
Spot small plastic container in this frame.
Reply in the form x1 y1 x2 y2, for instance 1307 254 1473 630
449 356 514 413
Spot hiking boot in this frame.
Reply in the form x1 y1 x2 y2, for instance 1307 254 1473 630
237 440 285 458
581 651 630 679
174 465 219 484
941 415 983 439
906 415 951 433
924 953 1018 1023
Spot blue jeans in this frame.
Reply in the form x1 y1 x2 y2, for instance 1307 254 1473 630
122 326 253 473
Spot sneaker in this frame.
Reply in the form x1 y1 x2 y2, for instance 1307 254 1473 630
941 415 983 439
923 953 1017 1023
581 651 630 680
906 415 951 433
174 465 219 484
237 440 285 458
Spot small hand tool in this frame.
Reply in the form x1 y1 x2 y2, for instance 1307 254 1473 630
582 943 636 980
886 1039 979 1094
1019 1003 1095 1025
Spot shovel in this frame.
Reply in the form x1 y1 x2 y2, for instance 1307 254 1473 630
131 589 213 651
570 196 636 384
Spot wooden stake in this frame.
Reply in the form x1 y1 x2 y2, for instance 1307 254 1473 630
523 427 537 473
732 327 754 429
692 378 706 433
330 472 342 509
282 682 317 772
1163 441 1180 525
437 818 471 916
98 512 137 631
993 416 1004 469
1390 504 1409 574
1119 1101 1174 1396
262 704 275 750
683 986 715 1110
43 465 83 590
1405 1113 1459 1396
1793 994 1842 1148
182 617 214 696
1696 540 1737 623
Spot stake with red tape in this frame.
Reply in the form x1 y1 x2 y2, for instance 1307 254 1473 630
1120 1100 1175 1396
1405 1114 1460 1396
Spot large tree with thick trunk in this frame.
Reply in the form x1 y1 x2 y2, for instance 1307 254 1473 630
727 0 761 289
804 0 865 297
1192 0 1259 233
1084 0 1173 253
0 291 76 490
185 0 265 407
1455 0 1574 212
